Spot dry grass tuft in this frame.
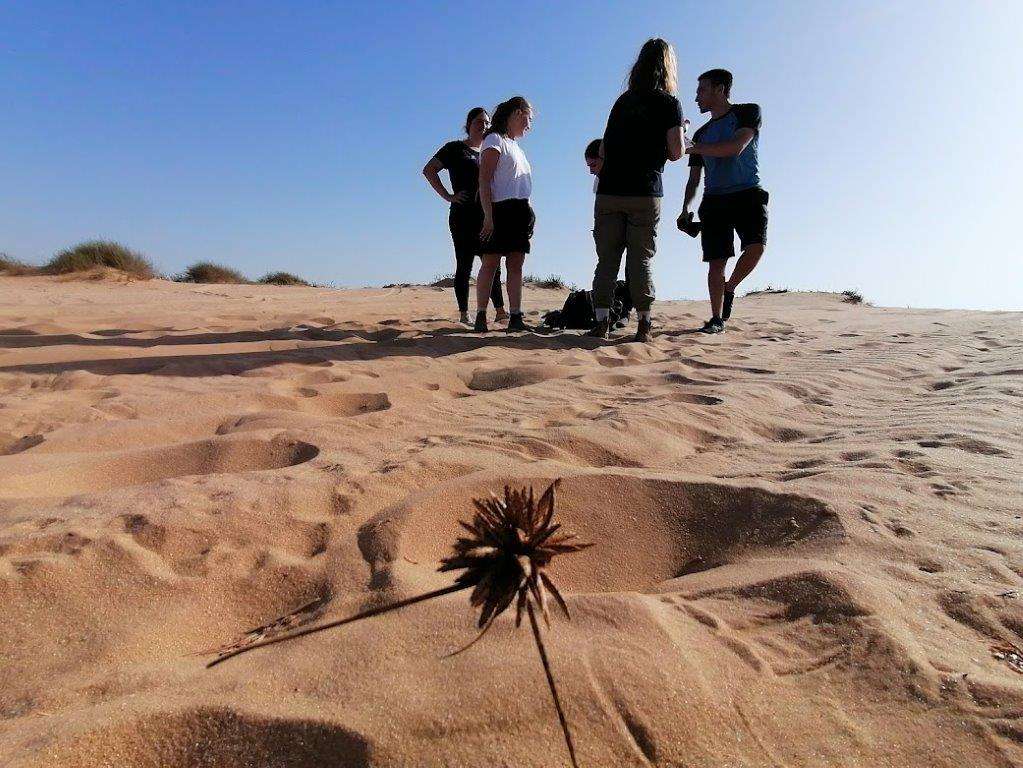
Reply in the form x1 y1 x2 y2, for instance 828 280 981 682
43 241 154 279
207 480 590 766
745 285 788 296
0 254 39 276
525 274 570 290
177 262 249 284
258 271 312 286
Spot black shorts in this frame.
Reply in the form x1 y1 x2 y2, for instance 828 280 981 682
698 186 769 262
449 203 484 256
482 198 535 255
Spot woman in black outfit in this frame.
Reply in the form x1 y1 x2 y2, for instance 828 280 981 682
423 107 507 324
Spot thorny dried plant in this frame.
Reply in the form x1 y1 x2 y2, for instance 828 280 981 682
206 479 591 767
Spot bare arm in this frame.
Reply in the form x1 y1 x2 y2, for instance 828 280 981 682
687 127 755 159
682 165 702 214
422 157 464 204
666 125 683 162
478 147 500 240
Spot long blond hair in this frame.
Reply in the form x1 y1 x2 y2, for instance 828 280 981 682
627 38 677 95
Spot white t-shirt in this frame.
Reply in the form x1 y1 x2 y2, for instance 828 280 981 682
481 132 532 202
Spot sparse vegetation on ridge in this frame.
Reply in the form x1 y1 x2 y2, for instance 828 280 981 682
43 241 155 279
176 262 249 284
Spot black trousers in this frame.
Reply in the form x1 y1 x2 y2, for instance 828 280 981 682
451 205 504 312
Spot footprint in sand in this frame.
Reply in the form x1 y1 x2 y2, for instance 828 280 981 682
0 434 320 499
667 393 723 406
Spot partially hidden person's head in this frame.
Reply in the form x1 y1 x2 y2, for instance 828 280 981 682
464 107 490 143
488 96 533 139
696 69 732 113
627 38 678 95
584 139 602 175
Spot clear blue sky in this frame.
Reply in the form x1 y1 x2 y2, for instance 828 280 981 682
2 1 1020 310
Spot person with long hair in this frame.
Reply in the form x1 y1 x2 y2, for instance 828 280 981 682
475 96 534 333
423 107 507 324
589 38 685 342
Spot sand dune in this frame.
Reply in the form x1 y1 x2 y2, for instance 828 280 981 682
1 275 1021 767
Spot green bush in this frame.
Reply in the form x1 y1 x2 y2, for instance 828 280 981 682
43 240 154 279
177 262 249 284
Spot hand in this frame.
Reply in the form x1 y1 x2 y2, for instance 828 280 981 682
676 211 690 230
447 191 468 205
480 216 494 241
685 142 699 155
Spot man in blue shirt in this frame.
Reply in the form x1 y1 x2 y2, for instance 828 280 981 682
681 69 769 333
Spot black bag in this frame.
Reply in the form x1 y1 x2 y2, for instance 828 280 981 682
543 280 631 329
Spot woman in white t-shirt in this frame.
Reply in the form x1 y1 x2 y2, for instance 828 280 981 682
475 96 534 333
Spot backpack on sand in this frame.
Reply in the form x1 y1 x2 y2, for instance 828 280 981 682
543 280 632 329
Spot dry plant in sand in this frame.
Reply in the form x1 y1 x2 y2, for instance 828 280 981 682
207 480 590 767
44 240 155 279
176 261 249 284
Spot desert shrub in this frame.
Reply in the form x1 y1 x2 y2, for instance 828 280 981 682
744 285 788 296
43 240 154 279
258 271 311 286
841 289 864 304
0 253 39 276
177 262 249 284
524 274 569 290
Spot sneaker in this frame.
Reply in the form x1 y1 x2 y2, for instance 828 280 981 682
722 290 735 321
699 317 724 334
473 311 489 333
459 311 471 325
494 308 509 322
506 312 529 332
635 317 652 343
587 319 611 339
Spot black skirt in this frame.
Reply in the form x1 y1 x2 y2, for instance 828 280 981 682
482 198 535 255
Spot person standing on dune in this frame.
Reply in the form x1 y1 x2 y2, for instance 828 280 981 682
681 69 768 334
588 38 685 343
475 96 535 333
423 107 508 326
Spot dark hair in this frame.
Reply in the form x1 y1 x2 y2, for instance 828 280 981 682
627 38 678 94
487 96 531 137
584 139 602 159
699 68 733 97
464 106 488 135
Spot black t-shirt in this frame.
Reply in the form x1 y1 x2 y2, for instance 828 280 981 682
596 89 683 197
434 140 480 205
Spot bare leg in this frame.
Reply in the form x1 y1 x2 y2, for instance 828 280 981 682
725 244 764 292
504 252 524 313
476 255 501 313
708 259 727 318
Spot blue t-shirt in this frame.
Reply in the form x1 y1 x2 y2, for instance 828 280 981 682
690 103 761 195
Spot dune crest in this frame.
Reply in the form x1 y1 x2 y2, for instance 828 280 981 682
1 276 1021 767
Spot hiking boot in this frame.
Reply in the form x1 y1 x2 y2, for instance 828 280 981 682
722 290 735 321
494 308 509 323
635 317 652 343
473 311 489 333
699 317 724 334
587 319 611 339
506 313 529 332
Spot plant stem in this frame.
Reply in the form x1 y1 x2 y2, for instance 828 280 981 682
527 600 580 768
207 583 471 668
